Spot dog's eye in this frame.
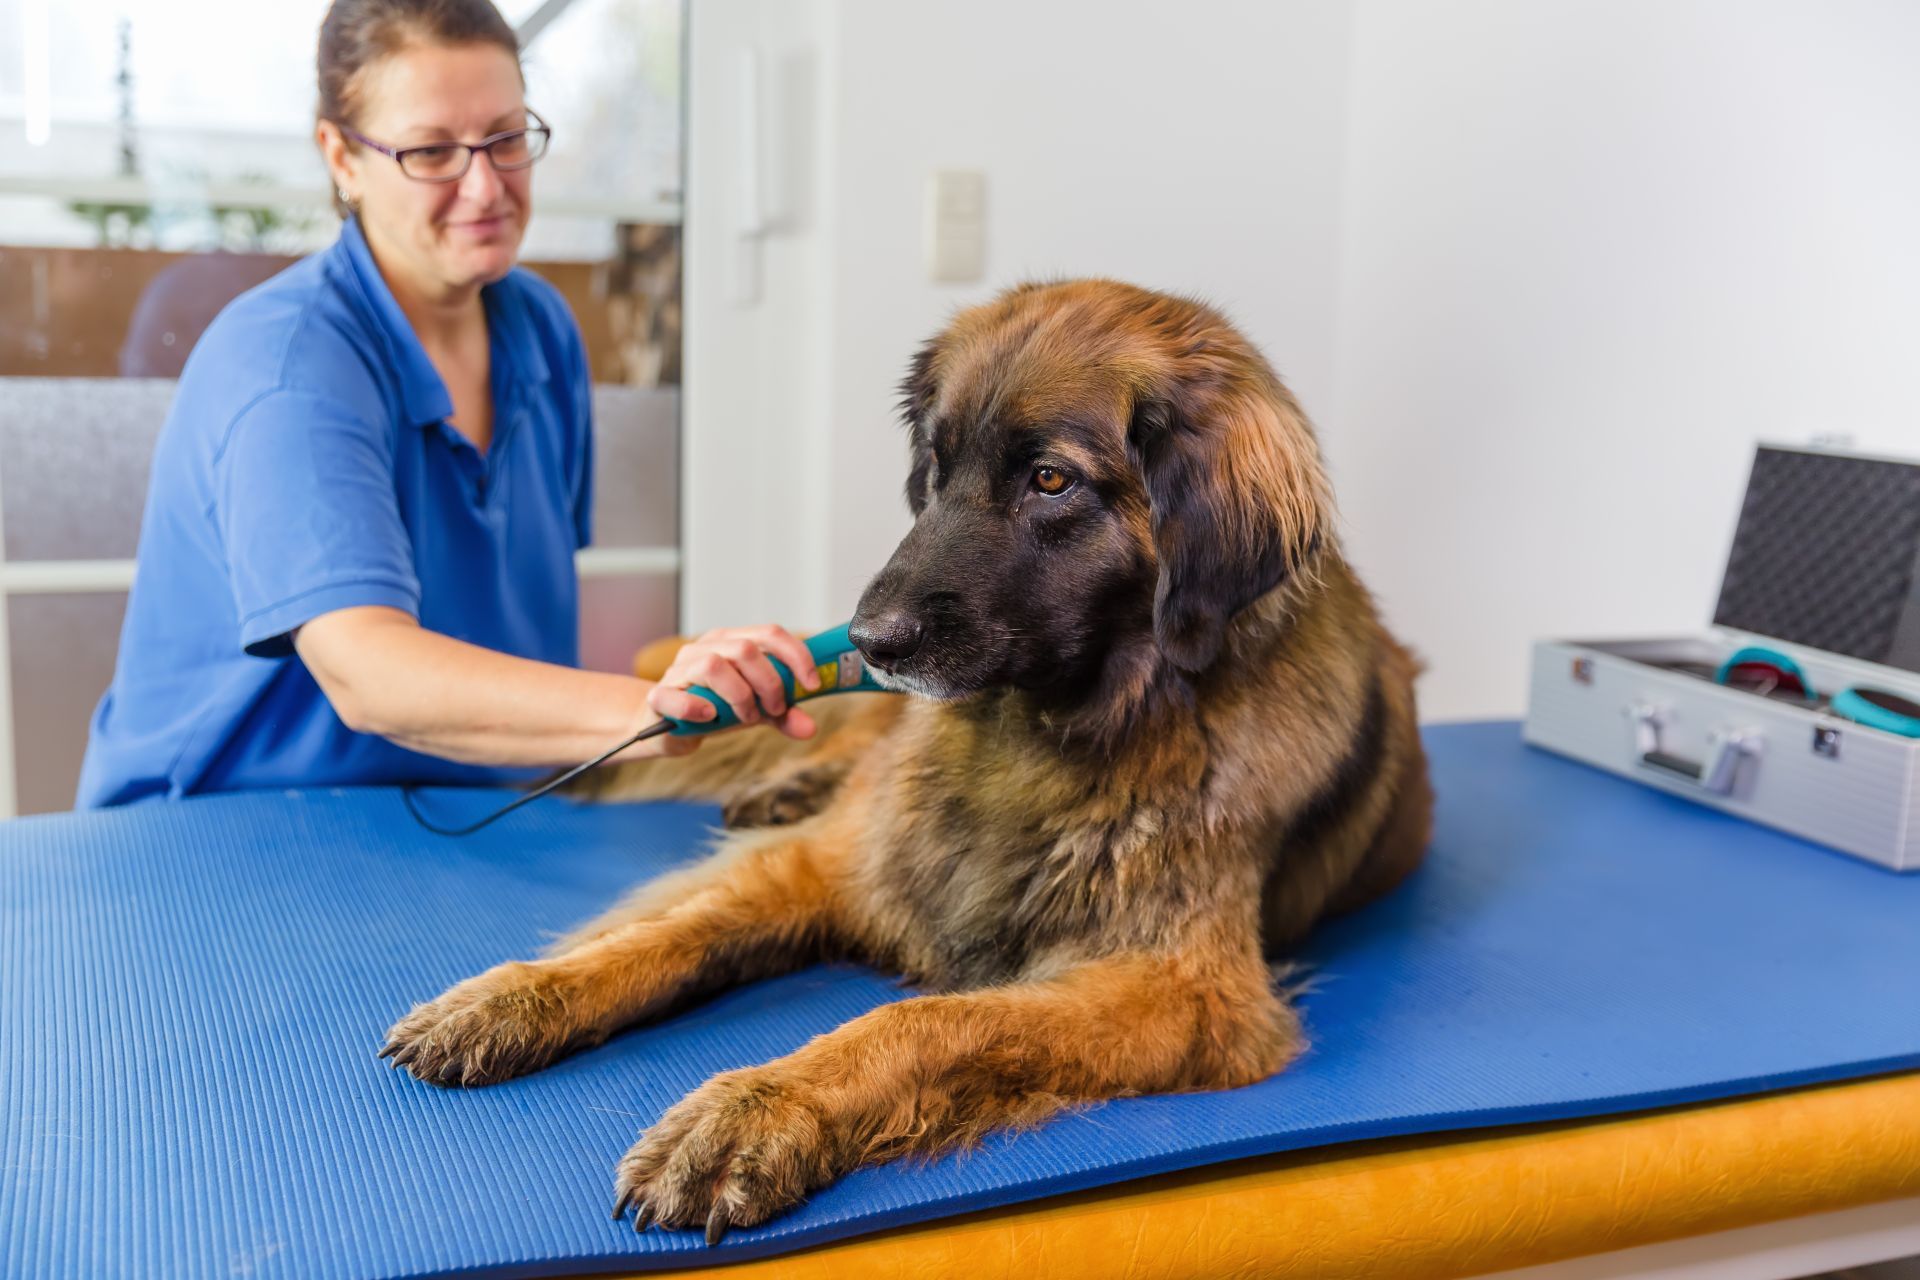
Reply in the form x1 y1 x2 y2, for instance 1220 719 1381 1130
1031 465 1074 496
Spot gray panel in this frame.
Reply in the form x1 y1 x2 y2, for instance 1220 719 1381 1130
589 385 678 549
0 378 172 561
579 573 678 676
0 380 675 561
7 579 676 812
9 592 126 815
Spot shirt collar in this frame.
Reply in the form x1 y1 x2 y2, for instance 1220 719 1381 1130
329 216 552 426
331 216 451 426
481 272 551 392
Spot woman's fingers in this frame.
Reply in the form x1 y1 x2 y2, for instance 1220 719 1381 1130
644 682 714 724
651 655 758 725
745 626 822 691
771 706 818 741
646 625 823 733
717 637 788 718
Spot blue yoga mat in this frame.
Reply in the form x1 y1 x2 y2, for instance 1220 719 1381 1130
4 721 1918 1278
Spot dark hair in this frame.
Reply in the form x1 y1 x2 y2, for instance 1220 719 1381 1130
317 0 521 215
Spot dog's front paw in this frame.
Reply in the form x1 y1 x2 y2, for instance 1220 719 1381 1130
721 764 846 829
379 961 588 1087
612 1066 837 1244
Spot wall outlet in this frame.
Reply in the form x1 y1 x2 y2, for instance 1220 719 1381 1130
926 170 986 283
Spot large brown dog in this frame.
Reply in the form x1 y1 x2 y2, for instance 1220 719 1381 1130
380 280 1433 1243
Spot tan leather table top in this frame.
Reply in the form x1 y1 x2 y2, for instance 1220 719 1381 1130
611 1072 1920 1280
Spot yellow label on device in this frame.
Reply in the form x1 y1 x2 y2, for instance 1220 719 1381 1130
802 662 838 697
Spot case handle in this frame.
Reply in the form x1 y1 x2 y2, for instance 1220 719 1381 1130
1628 703 1762 795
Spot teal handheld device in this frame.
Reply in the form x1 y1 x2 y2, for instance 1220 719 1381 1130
404 622 892 836
668 622 888 735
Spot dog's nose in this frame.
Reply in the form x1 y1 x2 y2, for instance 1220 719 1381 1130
850 611 925 669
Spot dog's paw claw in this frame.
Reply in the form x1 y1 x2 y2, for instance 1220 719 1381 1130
612 1068 828 1243
380 963 582 1087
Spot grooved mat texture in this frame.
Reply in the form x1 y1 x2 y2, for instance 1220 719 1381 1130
5 722 1919 1279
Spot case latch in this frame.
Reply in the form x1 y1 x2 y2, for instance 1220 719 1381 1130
1627 703 1763 796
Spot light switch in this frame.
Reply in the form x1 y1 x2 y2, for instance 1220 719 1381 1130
926 170 986 283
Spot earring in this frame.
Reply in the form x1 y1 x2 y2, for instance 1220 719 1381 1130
337 186 357 209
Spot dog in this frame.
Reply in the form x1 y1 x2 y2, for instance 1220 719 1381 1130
379 279 1433 1243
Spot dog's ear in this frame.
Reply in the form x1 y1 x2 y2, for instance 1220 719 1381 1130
899 339 940 515
1129 375 1328 673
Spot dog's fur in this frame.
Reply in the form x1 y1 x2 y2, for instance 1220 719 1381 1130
380 280 1432 1244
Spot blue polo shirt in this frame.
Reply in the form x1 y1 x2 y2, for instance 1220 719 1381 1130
76 217 594 808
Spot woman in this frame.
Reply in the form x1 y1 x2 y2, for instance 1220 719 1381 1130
77 0 812 808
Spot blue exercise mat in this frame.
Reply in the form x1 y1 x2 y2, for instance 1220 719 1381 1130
5 721 1919 1278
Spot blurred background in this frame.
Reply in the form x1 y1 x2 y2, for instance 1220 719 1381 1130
0 0 683 812
3 0 1920 815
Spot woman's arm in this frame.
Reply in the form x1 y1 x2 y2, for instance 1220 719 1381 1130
294 607 819 767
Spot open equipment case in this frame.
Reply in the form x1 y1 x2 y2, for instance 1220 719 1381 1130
1524 444 1920 871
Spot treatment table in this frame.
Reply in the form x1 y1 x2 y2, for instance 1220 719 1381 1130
4 722 1917 1278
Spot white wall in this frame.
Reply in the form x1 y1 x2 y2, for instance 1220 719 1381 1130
814 0 1355 618
681 0 839 634
684 0 1355 631
1328 0 1920 720
687 1 1920 722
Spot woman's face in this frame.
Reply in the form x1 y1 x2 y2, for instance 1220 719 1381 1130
325 41 533 298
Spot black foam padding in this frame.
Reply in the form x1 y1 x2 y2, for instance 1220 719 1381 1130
1714 446 1920 668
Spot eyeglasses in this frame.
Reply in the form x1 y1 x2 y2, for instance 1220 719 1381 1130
338 109 551 183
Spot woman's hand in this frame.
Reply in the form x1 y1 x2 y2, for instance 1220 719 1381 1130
645 625 822 741
295 605 703 768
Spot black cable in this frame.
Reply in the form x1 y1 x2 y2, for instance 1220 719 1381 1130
400 717 677 837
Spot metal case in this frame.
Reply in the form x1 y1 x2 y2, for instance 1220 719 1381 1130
1522 445 1920 871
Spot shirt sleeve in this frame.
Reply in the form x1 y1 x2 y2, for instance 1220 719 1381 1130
214 388 422 658
567 318 595 551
